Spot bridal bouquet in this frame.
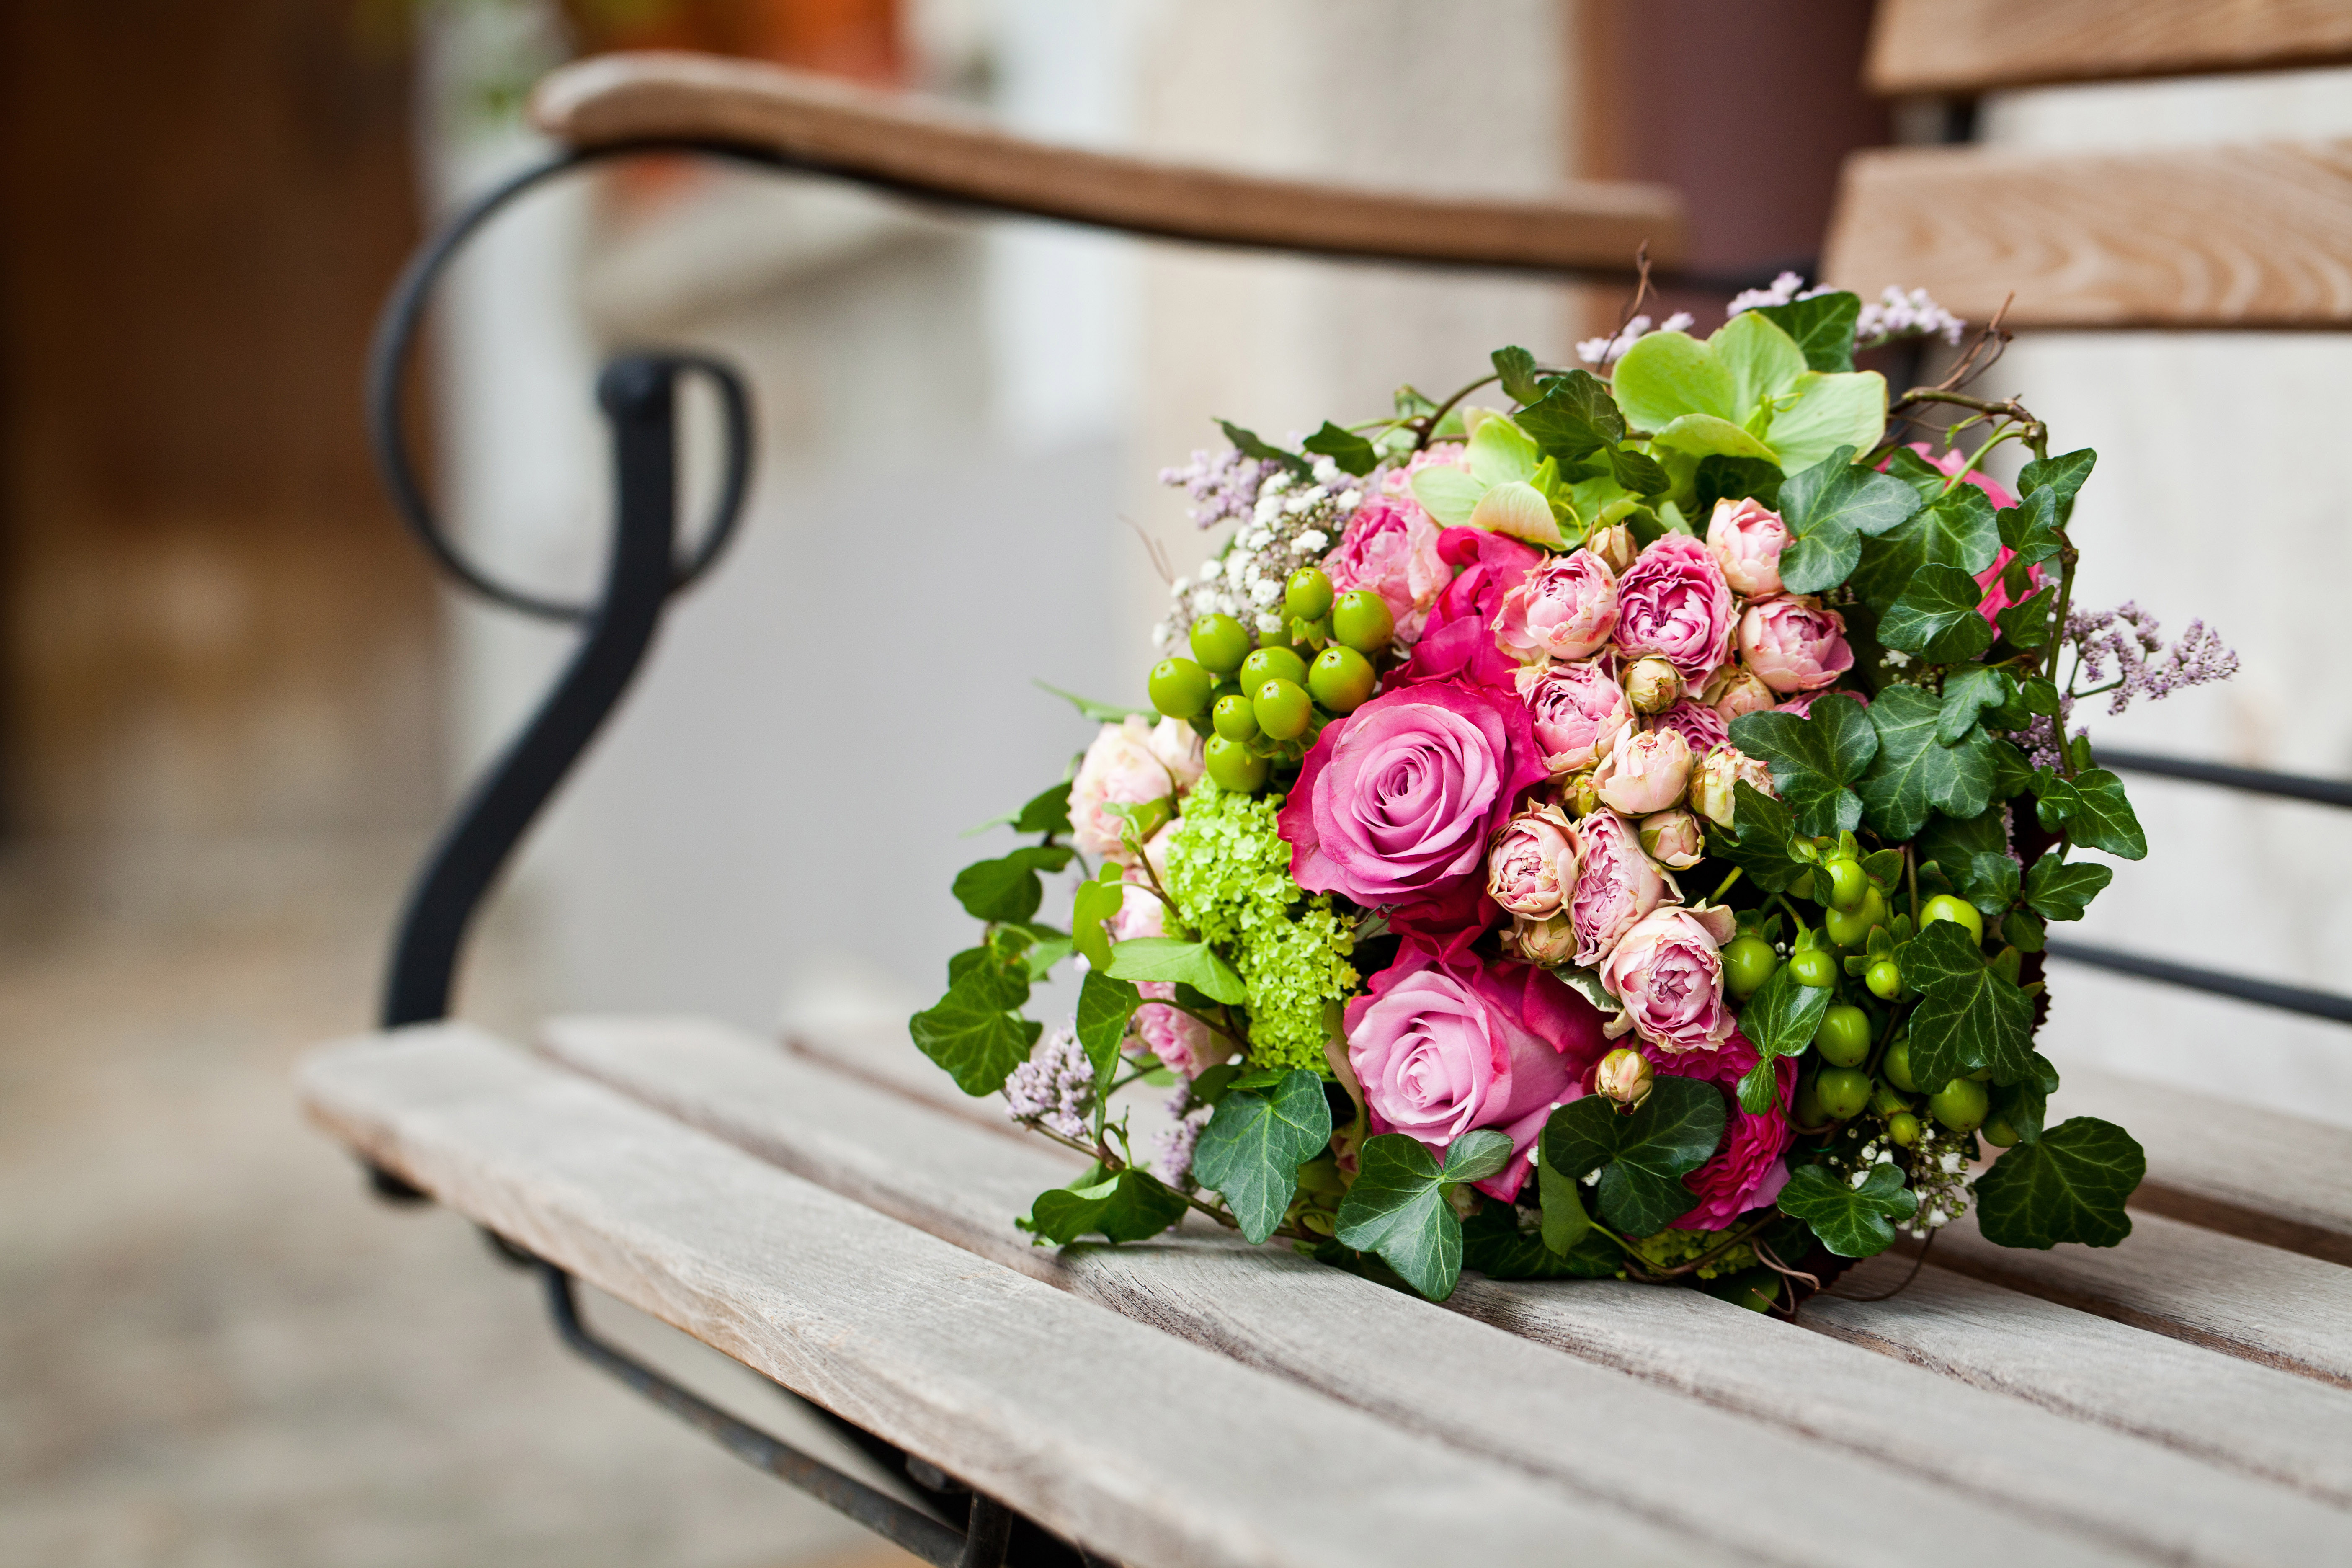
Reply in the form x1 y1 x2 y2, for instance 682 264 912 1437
915 279 2234 1307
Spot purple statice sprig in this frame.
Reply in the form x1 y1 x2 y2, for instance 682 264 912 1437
2067 601 2240 717
1003 1024 1094 1140
1158 446 1282 530
1576 311 1696 368
1155 1084 1208 1188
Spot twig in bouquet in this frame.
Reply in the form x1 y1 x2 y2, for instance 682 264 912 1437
1614 1213 1777 1284
1614 241 1656 334
1120 516 1175 586
1751 1235 1822 1296
1823 1230 1936 1303
1903 846 1920 929
1412 371 1502 451
1895 292 2013 406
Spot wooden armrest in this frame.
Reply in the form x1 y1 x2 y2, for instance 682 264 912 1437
529 52 1684 274
1866 0 2352 95
539 1014 2352 1557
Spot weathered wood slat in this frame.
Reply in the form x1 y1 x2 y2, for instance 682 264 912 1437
1866 0 2352 94
1923 1210 2352 1388
297 1025 1719 1568
540 1014 2352 1566
1822 139 2352 328
2063 1065 2352 1266
528 52 1684 273
1804 1256 2352 1508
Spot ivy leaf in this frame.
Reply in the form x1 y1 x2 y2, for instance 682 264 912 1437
1902 921 2037 1090
1514 369 1625 460
909 955 1041 1096
1606 443 1671 497
1776 1163 1919 1257
1460 1199 1618 1279
1997 486 2065 567
1957 851 2022 918
1730 696 1879 837
1073 970 1142 1091
1491 345 1547 405
1538 1155 1591 1255
1191 1070 1334 1244
1849 484 2000 610
1034 679 1152 724
1694 454 1784 516
1443 1128 1515 1186
2023 851 2114 921
2061 769 2147 861
1996 587 2059 651
1021 1167 1190 1246
951 844 1077 924
1716 781 1810 893
1216 418 1310 477
1975 1117 2143 1249
1302 420 1380 477
1105 937 1247 1004
1991 1054 2058 1145
1070 873 1125 971
1539 1077 1726 1238
1878 565 1999 663
1753 290 1861 373
1882 445 1947 501
1937 665 2010 746
967 776 1075 836
1334 1134 1465 1301
1855 686 1996 842
1775 445 1924 595
2017 448 2097 527
1736 963 1833 1075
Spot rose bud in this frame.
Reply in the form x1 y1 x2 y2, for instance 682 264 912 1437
1502 910 1579 966
1594 724 1693 816
1738 595 1855 694
1709 663 1777 723
1623 655 1684 715
1706 496 1790 597
1688 744 1777 829
1562 771 1602 818
1639 807 1705 869
1587 522 1638 576
1486 805 1582 918
1593 1046 1654 1110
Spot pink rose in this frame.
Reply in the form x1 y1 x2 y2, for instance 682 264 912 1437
1650 1031 1795 1231
1598 905 1738 1053
1568 810 1669 966
1705 496 1788 597
1068 717 1176 861
1773 689 1868 720
1514 658 1632 775
1593 725 1692 816
1486 805 1580 918
1638 808 1704 870
1109 885 1230 1078
1281 679 1547 913
1382 441 1469 499
1491 549 1618 663
1648 697 1728 755
1688 744 1777 829
1708 665 1776 723
1401 528 1544 690
1613 533 1735 684
1344 939 1607 1201
1150 716 1205 792
1738 596 1854 694
1324 495 1449 642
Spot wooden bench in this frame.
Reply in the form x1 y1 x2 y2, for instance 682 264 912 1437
308 17 2352 1565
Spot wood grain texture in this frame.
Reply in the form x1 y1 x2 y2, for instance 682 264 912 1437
1805 1257 2352 1508
1822 139 2352 328
529 52 1684 273
2062 1066 2352 1266
1923 1209 2352 1388
295 1025 1714 1568
1867 0 2352 94
539 1014 2352 1567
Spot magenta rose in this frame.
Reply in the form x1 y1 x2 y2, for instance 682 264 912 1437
1885 443 2041 627
1648 697 1728 755
1594 725 1692 816
1491 549 1618 663
1323 495 1449 642
1613 533 1735 684
1345 939 1607 1200
1648 1031 1795 1231
1705 496 1789 597
1281 678 1547 912
1401 528 1543 690
1486 804 1580 918
1567 809 1669 966
1738 596 1854 694
1514 658 1632 775
1597 905 1737 1054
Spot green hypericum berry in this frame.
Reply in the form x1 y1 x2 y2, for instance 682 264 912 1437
1787 947 1839 988
1284 566 1335 622
1887 1111 1923 1148
1812 1004 1872 1068
1148 656 1213 719
1189 613 1252 676
1823 857 1867 911
1882 1036 1919 1093
1331 589 1395 654
1928 1076 1990 1133
1723 934 1778 999
1238 645 1309 693
1980 1113 2019 1148
1823 886 1886 948
1792 1072 1826 1127
1921 893 1985 946
1815 1067 1871 1121
1212 692 1261 742
1253 678 1313 741
1865 957 1903 1001
1203 735 1269 793
1308 645 1377 713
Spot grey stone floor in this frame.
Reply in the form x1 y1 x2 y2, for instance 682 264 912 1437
0 837 916 1568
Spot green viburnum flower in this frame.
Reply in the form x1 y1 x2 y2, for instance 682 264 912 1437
1163 781 1358 1073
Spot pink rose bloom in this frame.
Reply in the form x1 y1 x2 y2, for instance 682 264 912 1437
1613 533 1735 684
1708 665 1776 723
1598 905 1738 1053
1150 716 1205 792
1705 496 1788 597
1401 528 1544 690
1773 689 1869 720
1648 697 1728 755
1649 1031 1795 1231
1345 939 1607 1201
1382 441 1470 498
1323 495 1449 642
1486 805 1580 918
1594 725 1692 817
1688 744 1777 829
1738 596 1854 694
1280 679 1546 913
1491 549 1618 663
1568 809 1669 966
1514 658 1632 775
1068 716 1176 861
1109 885 1228 1076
